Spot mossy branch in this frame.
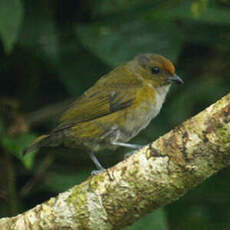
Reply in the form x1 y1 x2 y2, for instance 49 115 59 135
1 92 230 230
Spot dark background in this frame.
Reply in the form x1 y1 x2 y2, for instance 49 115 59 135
0 0 230 229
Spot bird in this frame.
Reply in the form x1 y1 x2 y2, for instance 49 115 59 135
23 53 183 174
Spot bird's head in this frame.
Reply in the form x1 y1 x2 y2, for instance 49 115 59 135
134 53 183 87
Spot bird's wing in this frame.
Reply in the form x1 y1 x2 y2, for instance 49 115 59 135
53 71 142 132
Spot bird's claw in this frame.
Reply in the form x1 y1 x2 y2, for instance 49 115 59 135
91 168 105 175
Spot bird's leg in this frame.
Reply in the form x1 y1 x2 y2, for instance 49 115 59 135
89 152 105 175
112 142 142 149
112 141 143 159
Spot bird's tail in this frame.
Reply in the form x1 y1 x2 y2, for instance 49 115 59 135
22 134 50 156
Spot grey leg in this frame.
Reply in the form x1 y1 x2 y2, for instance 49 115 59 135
112 141 143 159
89 152 105 175
112 142 142 149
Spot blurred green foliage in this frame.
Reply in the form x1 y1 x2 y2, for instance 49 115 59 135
0 0 230 229
0 0 24 53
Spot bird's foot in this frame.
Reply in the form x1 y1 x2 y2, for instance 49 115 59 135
91 168 105 175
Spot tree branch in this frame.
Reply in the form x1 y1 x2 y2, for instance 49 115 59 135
1 92 230 230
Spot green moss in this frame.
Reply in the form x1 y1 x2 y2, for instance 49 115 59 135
47 197 56 206
89 174 105 191
67 185 90 228
216 125 230 147
68 186 86 205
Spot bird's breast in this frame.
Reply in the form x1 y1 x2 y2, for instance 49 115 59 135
119 84 170 141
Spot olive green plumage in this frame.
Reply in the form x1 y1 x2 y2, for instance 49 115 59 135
23 53 183 171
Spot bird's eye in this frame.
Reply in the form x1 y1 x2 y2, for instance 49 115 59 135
151 66 161 74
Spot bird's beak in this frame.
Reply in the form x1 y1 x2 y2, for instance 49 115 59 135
168 74 184 84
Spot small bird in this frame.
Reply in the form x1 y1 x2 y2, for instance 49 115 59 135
23 53 183 174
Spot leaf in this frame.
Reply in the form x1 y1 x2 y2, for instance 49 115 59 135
76 21 183 67
1 134 37 170
0 0 24 54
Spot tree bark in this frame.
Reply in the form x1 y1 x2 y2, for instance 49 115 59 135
1 92 230 230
